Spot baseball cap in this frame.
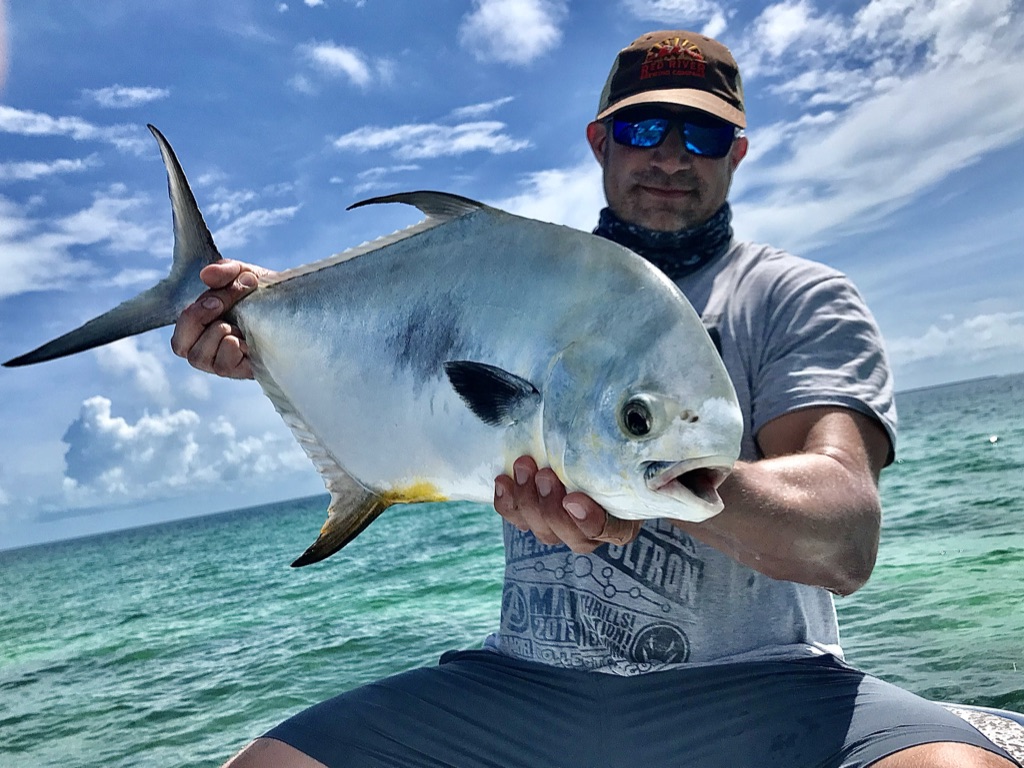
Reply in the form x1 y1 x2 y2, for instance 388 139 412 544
596 30 746 128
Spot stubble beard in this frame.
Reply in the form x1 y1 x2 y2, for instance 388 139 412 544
627 170 708 232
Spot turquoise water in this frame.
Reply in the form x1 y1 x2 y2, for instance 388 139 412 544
1 373 1022 767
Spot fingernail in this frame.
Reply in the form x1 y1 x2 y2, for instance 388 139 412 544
495 484 504 499
239 273 258 288
201 297 222 310
514 467 529 485
564 502 586 520
535 475 552 498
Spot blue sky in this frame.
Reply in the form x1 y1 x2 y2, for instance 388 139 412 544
0 0 1022 550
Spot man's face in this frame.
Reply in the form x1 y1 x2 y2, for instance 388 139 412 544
587 105 748 232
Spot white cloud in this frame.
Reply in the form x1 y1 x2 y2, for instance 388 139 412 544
183 374 213 401
729 0 1024 253
854 0 1013 65
353 164 421 194
886 312 1024 366
109 268 165 288
94 338 172 403
740 0 1017 95
206 188 258 222
52 184 165 254
304 41 371 85
495 157 604 231
299 41 393 89
0 483 9 506
83 85 170 109
767 68 882 107
287 73 317 94
449 97 515 120
0 106 147 154
0 198 87 299
0 155 99 182
333 121 530 160
0 186 165 300
194 170 228 188
622 0 725 26
60 396 310 506
759 0 844 58
212 205 301 250
736 59 1024 250
305 0 324 6
702 10 729 38
458 0 566 65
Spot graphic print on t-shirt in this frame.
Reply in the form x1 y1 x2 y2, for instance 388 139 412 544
500 519 706 671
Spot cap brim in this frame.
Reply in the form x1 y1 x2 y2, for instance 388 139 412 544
597 89 746 128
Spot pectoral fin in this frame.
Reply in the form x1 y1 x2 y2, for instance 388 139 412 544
291 481 391 567
444 360 541 427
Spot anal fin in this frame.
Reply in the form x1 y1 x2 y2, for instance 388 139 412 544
291 481 391 567
246 353 392 567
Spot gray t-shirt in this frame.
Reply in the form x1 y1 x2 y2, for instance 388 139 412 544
486 239 897 675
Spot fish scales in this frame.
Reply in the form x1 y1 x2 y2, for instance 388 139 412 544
4 126 744 565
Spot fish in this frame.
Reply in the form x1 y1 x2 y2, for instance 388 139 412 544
4 125 744 566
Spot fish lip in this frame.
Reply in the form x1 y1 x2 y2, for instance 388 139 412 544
643 456 733 511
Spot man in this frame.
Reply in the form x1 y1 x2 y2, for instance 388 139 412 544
174 30 1019 768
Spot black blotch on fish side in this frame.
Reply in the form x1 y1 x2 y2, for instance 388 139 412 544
392 298 460 390
444 361 541 427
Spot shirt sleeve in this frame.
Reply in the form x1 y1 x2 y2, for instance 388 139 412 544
750 270 897 464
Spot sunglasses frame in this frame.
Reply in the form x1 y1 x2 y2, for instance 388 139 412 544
609 109 742 159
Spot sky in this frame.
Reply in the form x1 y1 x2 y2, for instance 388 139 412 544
0 0 1022 551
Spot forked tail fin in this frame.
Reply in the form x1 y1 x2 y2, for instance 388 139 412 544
4 125 221 367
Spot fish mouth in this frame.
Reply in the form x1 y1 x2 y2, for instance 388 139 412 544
643 457 733 513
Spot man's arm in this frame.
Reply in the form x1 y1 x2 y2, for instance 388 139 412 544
494 405 891 596
672 406 890 596
170 260 272 378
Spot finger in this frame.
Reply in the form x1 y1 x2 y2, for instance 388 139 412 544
533 469 599 553
197 267 260 315
170 264 262 363
211 331 253 379
494 474 527 531
198 259 268 290
185 321 244 376
509 457 561 545
563 492 642 547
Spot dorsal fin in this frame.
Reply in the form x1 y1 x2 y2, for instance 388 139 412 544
347 191 487 221
261 191 489 289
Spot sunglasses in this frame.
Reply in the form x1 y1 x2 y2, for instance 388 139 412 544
610 108 740 158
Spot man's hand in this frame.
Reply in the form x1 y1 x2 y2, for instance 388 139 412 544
170 260 274 379
493 456 642 552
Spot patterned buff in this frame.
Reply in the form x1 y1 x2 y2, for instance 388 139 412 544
593 203 733 280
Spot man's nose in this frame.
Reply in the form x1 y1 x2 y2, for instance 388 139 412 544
648 126 693 170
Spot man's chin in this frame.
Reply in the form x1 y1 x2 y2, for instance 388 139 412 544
632 208 703 232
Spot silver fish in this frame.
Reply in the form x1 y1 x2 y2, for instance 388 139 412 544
4 126 743 566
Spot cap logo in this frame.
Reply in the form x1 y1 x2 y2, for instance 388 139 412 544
640 37 706 81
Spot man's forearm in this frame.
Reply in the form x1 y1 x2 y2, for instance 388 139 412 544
671 451 881 595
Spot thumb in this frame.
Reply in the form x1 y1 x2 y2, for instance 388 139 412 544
199 260 272 291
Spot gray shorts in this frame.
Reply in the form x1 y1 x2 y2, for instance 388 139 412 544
264 649 1018 768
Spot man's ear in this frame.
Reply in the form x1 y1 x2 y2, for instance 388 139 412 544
731 135 748 171
586 121 608 167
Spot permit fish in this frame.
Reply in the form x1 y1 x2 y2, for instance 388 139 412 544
4 126 743 566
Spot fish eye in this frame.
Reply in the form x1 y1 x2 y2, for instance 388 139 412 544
621 398 653 438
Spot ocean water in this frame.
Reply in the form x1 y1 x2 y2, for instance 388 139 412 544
1 372 1022 767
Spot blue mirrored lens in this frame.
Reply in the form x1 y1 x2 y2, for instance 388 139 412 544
612 118 671 148
681 122 735 158
611 116 735 158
